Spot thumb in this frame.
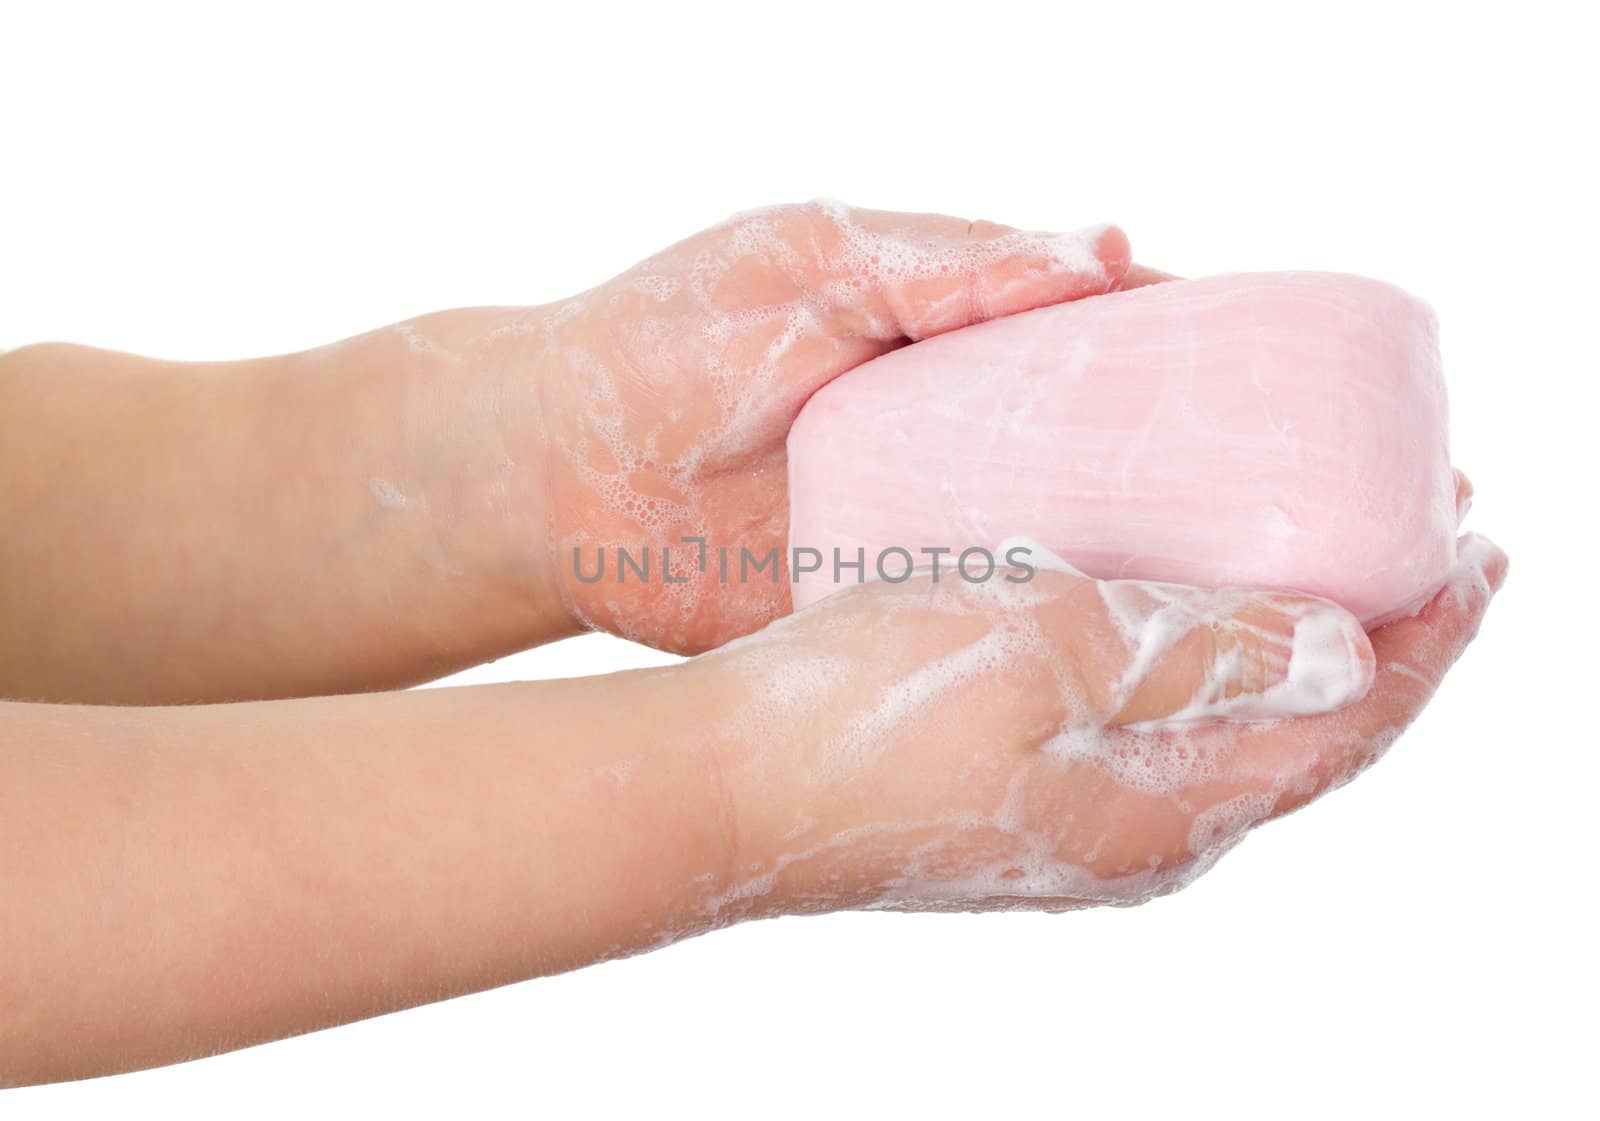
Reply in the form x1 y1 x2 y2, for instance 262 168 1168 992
1077 580 1376 727
783 200 1130 341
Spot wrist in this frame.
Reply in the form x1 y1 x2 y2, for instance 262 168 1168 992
327 306 580 653
229 310 581 692
676 645 892 924
415 304 580 646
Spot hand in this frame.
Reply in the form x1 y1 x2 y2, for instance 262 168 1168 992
0 201 1128 702
678 533 1505 920
0 525 1504 1082
528 201 1132 652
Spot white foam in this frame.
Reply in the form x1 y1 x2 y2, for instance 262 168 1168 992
367 476 410 511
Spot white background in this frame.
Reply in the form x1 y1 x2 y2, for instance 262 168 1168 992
4 1 1595 1116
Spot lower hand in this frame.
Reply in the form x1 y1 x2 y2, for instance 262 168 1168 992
678 533 1505 920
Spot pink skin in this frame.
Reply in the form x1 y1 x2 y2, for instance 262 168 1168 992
525 212 1472 657
676 530 1504 921
0 201 1509 1081
0 203 1466 707
0 531 1504 1086
529 201 1134 652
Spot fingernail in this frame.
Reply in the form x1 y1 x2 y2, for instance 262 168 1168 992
1126 596 1376 727
1206 603 1375 722
1027 224 1120 277
1092 225 1131 278
1452 532 1510 598
1453 468 1475 525
1274 604 1376 715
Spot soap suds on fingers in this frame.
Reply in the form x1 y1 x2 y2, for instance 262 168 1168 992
681 549 1389 925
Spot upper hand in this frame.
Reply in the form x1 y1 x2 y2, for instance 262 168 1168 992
528 201 1132 651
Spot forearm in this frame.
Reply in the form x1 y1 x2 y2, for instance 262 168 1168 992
0 666 734 1085
0 312 574 705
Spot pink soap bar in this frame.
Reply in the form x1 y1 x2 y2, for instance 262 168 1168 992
787 272 1458 624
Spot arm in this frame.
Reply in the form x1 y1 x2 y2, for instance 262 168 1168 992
0 317 576 704
0 203 1133 703
0 535 1505 1085
0 666 732 1084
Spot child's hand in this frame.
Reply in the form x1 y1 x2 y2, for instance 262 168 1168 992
529 201 1131 651
0 202 1131 701
678 534 1504 920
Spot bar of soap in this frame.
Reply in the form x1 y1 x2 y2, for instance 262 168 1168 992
787 272 1457 625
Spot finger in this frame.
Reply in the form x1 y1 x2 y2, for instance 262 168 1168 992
1050 535 1506 873
767 200 1131 341
1114 263 1181 291
1050 578 1375 727
1454 468 1474 525
1356 531 1507 715
1015 580 1375 880
1202 532 1508 807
